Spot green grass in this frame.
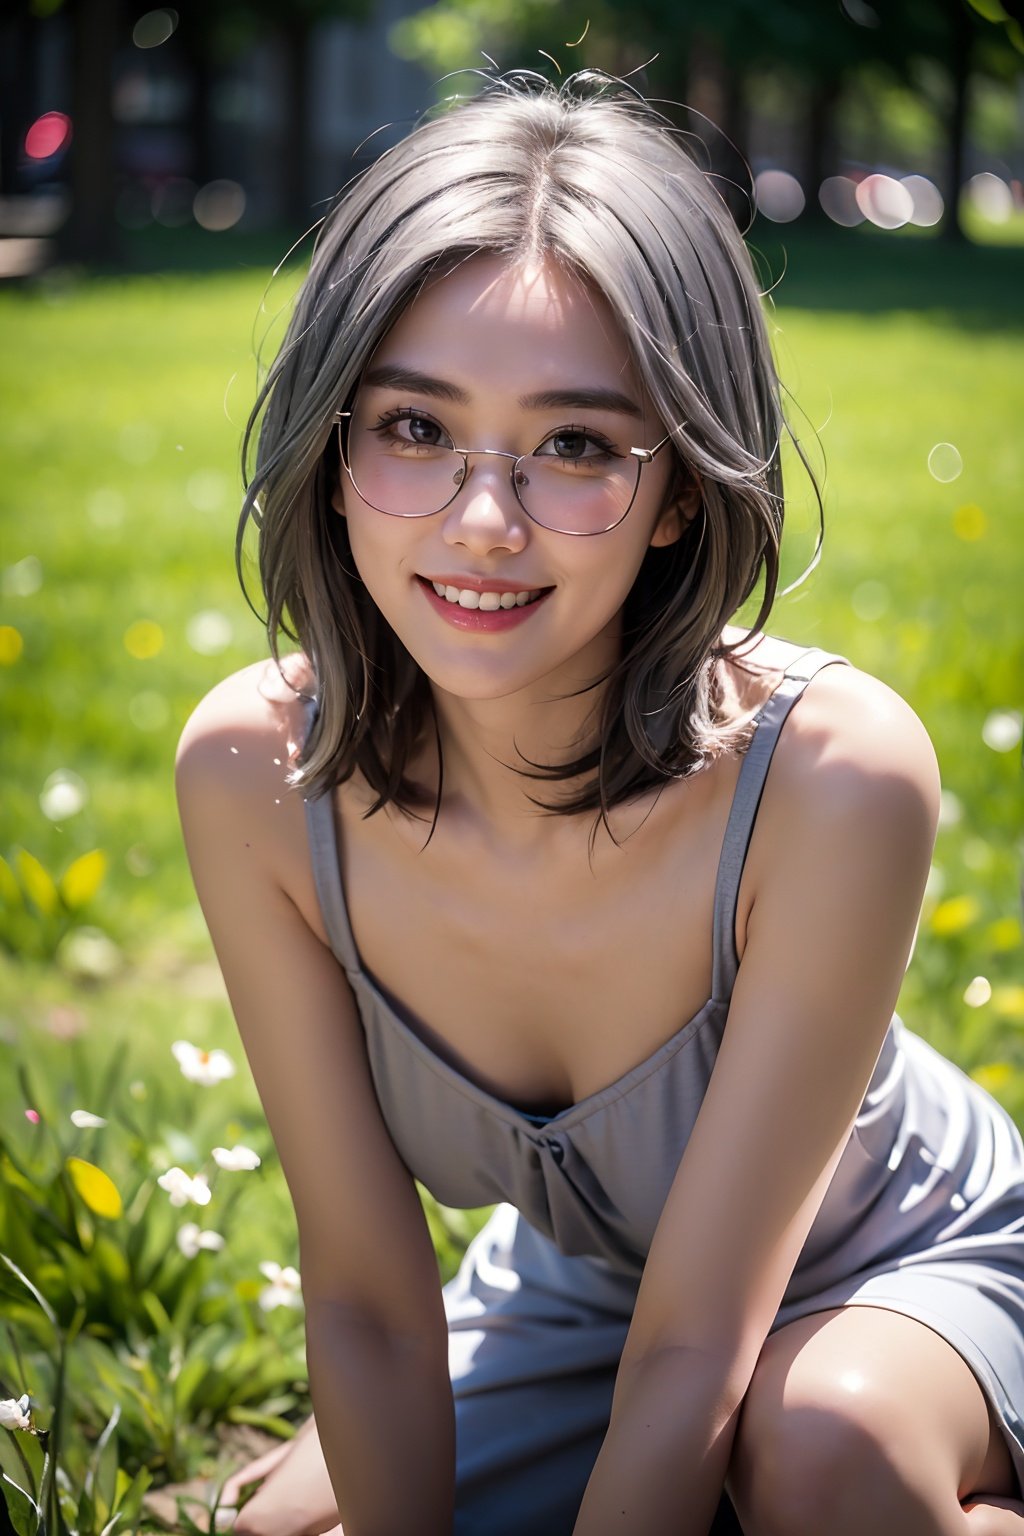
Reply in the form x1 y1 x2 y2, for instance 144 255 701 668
0 224 1021 1077
0 216 1021 1522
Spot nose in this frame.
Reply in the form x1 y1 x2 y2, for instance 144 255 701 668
441 455 529 557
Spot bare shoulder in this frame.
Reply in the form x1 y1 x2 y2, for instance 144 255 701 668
763 656 942 852
174 651 314 804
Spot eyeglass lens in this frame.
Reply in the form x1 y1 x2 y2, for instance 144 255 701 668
343 402 643 535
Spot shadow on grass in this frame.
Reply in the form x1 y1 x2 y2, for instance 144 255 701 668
750 221 1024 331
13 214 1024 331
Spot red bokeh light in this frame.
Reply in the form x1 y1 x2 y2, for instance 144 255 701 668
25 112 72 161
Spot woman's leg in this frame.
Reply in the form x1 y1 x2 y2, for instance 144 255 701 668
726 1304 1023 1536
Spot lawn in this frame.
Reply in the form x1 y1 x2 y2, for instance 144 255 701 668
0 220 1021 1529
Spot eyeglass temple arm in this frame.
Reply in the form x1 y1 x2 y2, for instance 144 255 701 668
630 433 673 464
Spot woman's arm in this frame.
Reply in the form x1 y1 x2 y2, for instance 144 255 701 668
175 672 454 1536
572 667 942 1536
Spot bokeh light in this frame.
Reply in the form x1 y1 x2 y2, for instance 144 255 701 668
855 174 913 230
186 469 228 511
927 442 963 482
124 620 165 659
152 177 196 228
132 8 179 49
953 503 986 541
129 690 171 731
963 976 992 1008
0 626 24 665
818 176 864 227
966 172 1013 223
25 112 72 160
40 769 88 822
840 0 880 25
851 579 890 621
118 421 159 464
187 610 233 655
193 179 246 232
901 175 944 228
87 488 126 529
3 555 43 596
754 169 805 223
981 710 1023 753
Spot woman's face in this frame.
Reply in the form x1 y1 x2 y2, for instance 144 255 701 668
332 252 689 705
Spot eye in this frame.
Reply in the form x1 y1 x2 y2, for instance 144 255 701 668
372 408 454 450
534 427 618 465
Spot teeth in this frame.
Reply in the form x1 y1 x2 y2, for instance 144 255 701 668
430 580 542 609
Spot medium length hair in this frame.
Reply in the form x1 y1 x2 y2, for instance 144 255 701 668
237 69 819 838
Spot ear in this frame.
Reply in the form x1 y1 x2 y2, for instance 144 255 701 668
648 473 703 549
330 476 347 517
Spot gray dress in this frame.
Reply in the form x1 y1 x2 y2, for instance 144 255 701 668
302 645 1024 1533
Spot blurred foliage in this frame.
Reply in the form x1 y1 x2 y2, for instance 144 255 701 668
391 0 1023 90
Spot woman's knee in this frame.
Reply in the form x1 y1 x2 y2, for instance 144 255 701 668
727 1364 931 1536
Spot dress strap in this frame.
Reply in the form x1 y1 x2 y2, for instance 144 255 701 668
710 646 851 1003
301 696 363 976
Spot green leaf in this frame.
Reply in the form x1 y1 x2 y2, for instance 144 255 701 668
91 1235 130 1291
171 1352 210 1418
85 1399 121 1522
0 1471 41 1536
223 1406 298 1436
0 1252 57 1327
110 1463 151 1528
13 850 59 918
0 857 22 909
139 1290 171 1334
59 850 108 911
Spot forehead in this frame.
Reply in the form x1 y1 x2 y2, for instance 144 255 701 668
370 252 641 398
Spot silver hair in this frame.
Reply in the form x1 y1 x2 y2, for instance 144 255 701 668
237 68 820 842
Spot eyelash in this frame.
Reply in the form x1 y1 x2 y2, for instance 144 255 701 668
370 407 620 458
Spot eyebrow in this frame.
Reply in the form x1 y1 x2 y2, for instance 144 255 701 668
361 364 644 418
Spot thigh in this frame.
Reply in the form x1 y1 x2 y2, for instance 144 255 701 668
727 1303 1018 1526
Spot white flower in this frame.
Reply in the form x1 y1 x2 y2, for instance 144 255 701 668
982 710 1023 753
258 1261 303 1311
963 976 992 1009
211 1144 261 1171
937 789 962 829
40 769 87 822
70 1109 108 1129
0 1394 31 1431
171 1040 236 1085
177 1222 226 1259
157 1167 212 1208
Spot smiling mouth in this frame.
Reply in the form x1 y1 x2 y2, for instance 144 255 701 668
425 579 547 610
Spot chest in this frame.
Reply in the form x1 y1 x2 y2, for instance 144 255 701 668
302 758 753 1113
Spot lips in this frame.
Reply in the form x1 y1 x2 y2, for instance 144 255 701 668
428 580 544 611
416 575 554 630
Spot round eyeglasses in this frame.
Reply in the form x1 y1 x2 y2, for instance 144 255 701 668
334 403 673 537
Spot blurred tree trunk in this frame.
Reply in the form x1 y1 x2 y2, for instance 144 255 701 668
281 14 312 232
803 77 835 226
59 0 121 263
686 33 751 230
0 13 34 198
943 4 973 243
179 23 216 189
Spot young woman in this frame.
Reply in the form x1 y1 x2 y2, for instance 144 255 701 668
175 70 1024 1536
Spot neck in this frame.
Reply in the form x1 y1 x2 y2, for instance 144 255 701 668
405 633 623 845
